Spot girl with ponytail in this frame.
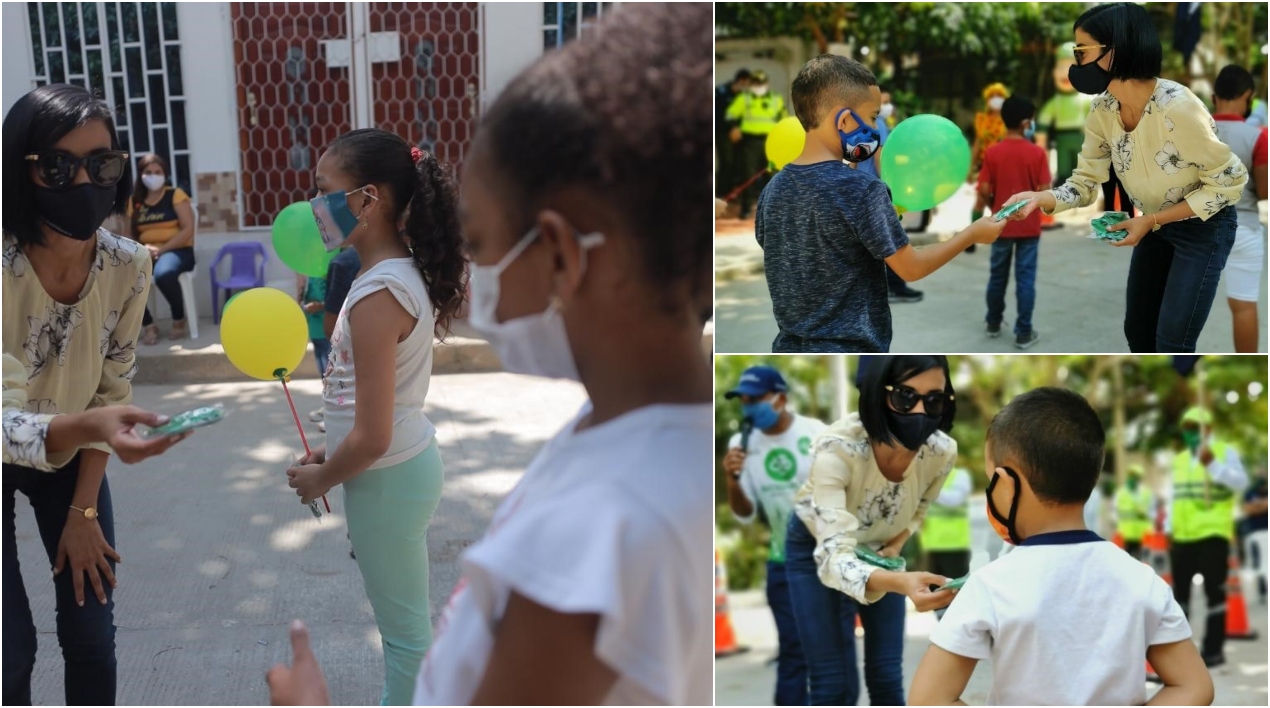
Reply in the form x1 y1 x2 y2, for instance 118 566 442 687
284 128 464 704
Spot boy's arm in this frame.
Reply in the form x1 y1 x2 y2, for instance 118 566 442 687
885 216 1007 282
1145 639 1213 706
910 644 976 706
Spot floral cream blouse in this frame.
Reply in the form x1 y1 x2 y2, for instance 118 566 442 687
792 412 957 604
2 229 151 470
1047 79 1248 221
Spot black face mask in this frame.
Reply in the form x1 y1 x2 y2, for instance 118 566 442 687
33 183 117 240
1068 49 1113 96
986 466 1023 545
884 408 941 451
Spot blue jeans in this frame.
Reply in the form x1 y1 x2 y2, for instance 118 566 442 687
3 454 117 705
767 561 808 705
142 246 197 325
786 516 907 706
1125 207 1236 352
311 338 332 378
985 237 1039 337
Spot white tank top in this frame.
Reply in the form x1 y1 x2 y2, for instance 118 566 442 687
322 257 436 469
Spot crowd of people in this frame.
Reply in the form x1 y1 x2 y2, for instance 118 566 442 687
721 356 1262 705
719 1 1266 354
2 3 713 705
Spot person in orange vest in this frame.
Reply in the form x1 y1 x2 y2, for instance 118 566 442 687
1166 406 1248 668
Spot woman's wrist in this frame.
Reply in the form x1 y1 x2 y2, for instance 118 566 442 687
866 568 898 593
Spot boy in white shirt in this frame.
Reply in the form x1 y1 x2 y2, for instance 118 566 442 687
910 387 1213 706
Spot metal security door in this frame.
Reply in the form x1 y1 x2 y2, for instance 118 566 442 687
231 3 352 228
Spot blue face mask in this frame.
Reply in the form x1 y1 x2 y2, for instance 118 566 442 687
310 187 377 251
836 108 881 163
1023 121 1036 141
742 399 782 430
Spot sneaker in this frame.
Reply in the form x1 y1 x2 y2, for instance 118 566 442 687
986 322 1002 338
308 408 324 422
888 286 924 304
1201 653 1226 668
1015 330 1041 349
317 421 326 434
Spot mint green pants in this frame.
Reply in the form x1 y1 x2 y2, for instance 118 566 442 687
343 440 444 706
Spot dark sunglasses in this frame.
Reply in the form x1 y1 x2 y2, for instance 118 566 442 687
885 384 952 418
25 149 129 189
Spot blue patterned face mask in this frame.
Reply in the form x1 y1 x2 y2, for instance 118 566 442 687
1023 121 1036 141
310 187 377 251
836 108 881 163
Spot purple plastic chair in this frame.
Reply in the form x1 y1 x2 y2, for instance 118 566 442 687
210 241 268 324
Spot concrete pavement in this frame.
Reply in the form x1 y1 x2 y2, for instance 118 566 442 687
13 374 588 706
716 495 1270 705
714 184 1268 353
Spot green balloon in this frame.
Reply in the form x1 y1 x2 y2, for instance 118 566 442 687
880 114 972 212
272 202 335 278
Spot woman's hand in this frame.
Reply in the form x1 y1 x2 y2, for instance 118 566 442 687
85 406 188 463
877 529 911 558
1002 190 1056 221
54 513 121 607
1105 215 1153 248
287 461 332 505
895 571 957 612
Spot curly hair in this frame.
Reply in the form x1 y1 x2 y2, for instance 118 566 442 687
476 2 712 312
328 129 466 340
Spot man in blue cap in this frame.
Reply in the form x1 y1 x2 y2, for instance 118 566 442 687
722 364 827 706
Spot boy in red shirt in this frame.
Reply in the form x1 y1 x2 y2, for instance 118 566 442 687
978 96 1052 349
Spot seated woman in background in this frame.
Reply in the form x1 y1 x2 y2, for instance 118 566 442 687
124 153 195 344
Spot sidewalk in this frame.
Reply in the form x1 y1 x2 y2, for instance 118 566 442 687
13 374 588 706
714 185 1268 353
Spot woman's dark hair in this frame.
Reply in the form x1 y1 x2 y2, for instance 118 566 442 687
2 83 129 246
476 3 712 317
857 355 956 446
1073 3 1162 81
327 128 466 340
130 152 169 234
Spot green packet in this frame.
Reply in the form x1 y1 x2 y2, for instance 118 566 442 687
992 200 1029 221
1090 211 1130 241
938 574 969 591
854 545 906 572
140 404 226 439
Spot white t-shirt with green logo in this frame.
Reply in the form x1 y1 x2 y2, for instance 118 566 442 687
729 413 827 563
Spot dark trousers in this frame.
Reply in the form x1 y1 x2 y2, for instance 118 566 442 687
142 246 197 326
311 338 332 378
3 454 117 705
985 237 1040 337
1169 536 1228 658
1125 207 1236 352
1102 172 1136 218
717 131 738 198
737 134 770 218
786 517 906 706
926 550 971 581
767 561 808 706
885 266 907 293
1124 540 1143 560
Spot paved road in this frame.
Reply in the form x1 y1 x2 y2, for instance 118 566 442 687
715 185 1268 353
12 374 587 706
716 497 1270 706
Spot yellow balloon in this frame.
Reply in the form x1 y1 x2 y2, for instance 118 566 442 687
764 117 806 171
220 287 309 380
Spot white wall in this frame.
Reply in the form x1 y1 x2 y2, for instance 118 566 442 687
483 3 543 106
2 3 35 114
178 2 240 175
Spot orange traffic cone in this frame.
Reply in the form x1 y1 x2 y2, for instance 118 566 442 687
715 549 747 656
1112 531 1124 549
1226 552 1257 640
1143 531 1171 586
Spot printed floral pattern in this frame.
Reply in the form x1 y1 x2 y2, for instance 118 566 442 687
1111 133 1134 175
2 410 54 469
1154 141 1195 175
23 305 83 379
1214 162 1247 187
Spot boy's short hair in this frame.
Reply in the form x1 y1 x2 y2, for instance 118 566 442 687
987 387 1105 505
1001 97 1035 130
790 54 877 130
1214 65 1255 101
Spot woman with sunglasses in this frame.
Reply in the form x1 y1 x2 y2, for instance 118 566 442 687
2 83 154 705
123 153 196 344
1005 2 1247 353
785 355 960 706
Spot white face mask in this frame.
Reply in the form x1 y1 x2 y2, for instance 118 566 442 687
141 174 165 191
987 96 1005 111
751 85 769 96
879 103 894 120
467 226 605 381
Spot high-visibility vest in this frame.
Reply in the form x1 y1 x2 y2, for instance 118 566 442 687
726 92 786 136
924 468 971 551
1171 439 1238 542
1115 485 1152 542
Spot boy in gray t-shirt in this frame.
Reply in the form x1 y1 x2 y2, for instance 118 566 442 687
756 55 1005 352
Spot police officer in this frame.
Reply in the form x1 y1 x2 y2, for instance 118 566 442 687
716 68 752 199
722 365 826 706
724 69 787 219
1168 406 1248 668
1115 464 1153 559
